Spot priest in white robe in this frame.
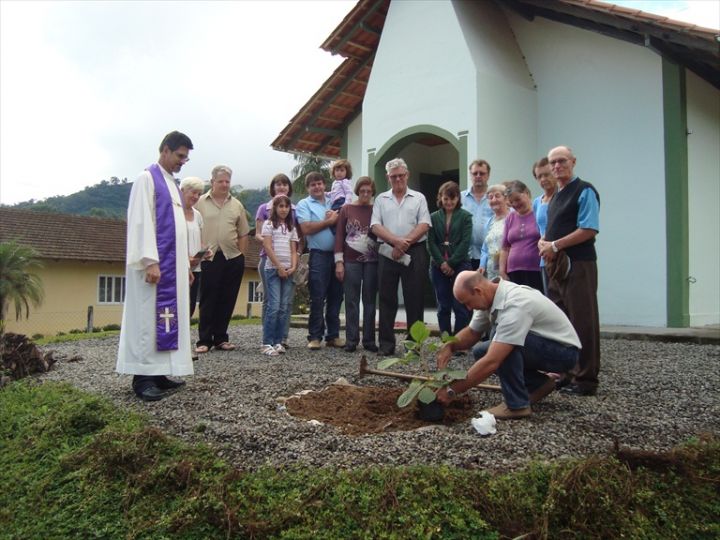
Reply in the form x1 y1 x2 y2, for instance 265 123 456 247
117 130 194 401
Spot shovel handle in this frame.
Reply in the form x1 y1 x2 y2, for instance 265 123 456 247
359 356 501 391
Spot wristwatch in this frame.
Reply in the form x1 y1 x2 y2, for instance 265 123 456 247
551 241 559 253
446 387 457 399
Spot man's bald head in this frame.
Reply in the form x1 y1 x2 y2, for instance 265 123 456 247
454 270 496 311
454 270 483 296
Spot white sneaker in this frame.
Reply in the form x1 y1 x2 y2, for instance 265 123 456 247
261 344 279 356
274 344 286 354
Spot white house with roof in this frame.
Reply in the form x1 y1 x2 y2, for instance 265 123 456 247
273 0 720 329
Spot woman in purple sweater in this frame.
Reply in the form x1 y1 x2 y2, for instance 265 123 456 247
499 180 543 292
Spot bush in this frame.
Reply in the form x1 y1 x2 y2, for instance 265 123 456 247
101 324 120 332
68 329 84 334
31 333 44 340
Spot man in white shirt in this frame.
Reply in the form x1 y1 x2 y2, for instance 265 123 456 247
435 271 581 419
371 158 431 356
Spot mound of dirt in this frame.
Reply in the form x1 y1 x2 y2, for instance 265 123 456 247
284 384 476 436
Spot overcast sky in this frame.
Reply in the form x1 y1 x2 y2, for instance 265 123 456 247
0 0 717 205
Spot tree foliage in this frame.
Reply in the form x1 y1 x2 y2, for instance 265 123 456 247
0 241 44 334
291 154 331 197
5 177 269 225
238 187 270 221
11 179 131 219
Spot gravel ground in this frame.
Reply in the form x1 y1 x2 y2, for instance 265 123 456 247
39 324 720 473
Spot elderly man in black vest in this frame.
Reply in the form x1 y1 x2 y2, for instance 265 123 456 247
538 146 600 397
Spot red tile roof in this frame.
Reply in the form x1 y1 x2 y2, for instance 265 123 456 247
0 207 263 269
0 208 127 262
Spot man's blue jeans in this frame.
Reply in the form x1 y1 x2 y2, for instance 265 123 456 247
262 268 295 345
307 250 342 342
473 331 579 409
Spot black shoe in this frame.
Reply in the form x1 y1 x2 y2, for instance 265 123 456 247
559 383 596 396
135 385 167 402
363 343 378 352
555 376 572 390
343 344 357 352
154 376 186 390
378 347 396 357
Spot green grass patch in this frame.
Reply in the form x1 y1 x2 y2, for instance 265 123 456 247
1 380 718 539
37 331 120 345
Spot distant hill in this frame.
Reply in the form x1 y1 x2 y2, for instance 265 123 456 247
5 178 270 223
8 178 132 219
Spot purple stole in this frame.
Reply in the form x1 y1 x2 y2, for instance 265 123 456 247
147 164 179 351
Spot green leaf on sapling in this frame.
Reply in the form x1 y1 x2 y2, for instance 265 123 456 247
409 320 430 343
417 386 437 404
400 340 418 352
446 369 467 380
403 351 419 363
397 379 424 408
377 357 403 370
427 342 442 353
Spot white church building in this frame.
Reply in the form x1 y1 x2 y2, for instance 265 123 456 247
272 0 720 329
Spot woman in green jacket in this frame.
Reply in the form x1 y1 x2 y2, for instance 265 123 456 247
428 181 473 336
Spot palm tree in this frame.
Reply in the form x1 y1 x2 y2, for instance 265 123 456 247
291 154 331 197
0 241 44 335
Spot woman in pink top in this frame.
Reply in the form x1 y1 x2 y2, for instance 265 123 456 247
499 180 543 292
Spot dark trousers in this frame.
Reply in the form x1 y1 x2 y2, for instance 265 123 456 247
343 261 378 347
377 242 429 353
189 271 201 318
547 259 600 391
197 251 244 347
508 270 544 293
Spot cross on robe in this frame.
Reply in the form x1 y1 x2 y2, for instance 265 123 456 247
159 307 175 333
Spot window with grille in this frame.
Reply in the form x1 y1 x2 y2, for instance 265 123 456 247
98 275 126 304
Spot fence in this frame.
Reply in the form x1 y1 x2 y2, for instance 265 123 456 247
3 306 123 338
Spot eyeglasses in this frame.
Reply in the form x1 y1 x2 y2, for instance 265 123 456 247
173 151 190 163
549 158 569 166
388 173 406 180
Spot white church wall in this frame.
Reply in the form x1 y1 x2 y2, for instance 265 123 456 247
345 113 363 181
686 70 720 326
363 0 477 154
453 1 538 187
508 11 668 326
